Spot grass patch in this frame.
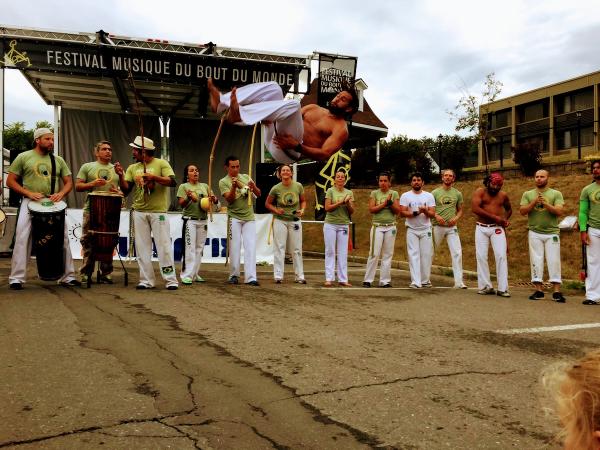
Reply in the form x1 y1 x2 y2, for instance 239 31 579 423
301 173 591 283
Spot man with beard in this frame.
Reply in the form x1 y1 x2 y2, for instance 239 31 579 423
76 140 127 284
122 136 179 291
6 128 80 289
207 79 358 163
471 172 512 297
579 159 600 305
519 170 566 302
399 172 436 289
432 169 467 289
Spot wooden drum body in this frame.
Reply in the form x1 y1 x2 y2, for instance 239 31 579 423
28 199 67 281
88 192 122 262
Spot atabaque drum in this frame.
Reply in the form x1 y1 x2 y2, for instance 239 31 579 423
28 199 67 281
88 191 123 262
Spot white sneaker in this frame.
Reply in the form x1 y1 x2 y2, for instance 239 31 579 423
477 287 496 295
454 284 468 289
409 283 420 289
422 282 433 288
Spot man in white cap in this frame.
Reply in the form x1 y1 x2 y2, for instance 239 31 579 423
6 127 80 289
121 136 179 290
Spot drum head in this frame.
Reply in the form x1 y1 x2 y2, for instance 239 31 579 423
0 208 6 224
28 199 67 213
88 191 123 198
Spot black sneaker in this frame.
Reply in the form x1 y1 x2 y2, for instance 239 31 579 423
136 284 153 290
10 282 23 290
528 290 544 301
552 292 566 303
362 282 371 288
228 276 239 285
583 299 600 305
245 280 260 286
166 285 178 290
380 283 392 288
275 279 282 284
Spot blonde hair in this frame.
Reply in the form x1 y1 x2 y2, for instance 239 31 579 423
543 349 600 449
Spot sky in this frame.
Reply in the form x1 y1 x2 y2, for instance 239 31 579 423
3 0 600 140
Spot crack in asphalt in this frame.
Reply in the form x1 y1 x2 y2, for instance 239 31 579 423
273 369 516 400
156 420 203 450
0 415 190 448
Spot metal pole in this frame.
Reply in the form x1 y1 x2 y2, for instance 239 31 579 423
53 105 61 156
160 116 170 162
577 111 582 160
375 139 380 163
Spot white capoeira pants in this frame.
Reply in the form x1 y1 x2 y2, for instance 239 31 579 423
133 211 178 288
229 218 257 283
9 198 77 284
406 227 433 287
585 227 600 301
528 230 561 284
364 224 397 285
217 81 303 163
475 224 508 292
433 225 464 287
272 218 304 281
180 218 208 281
323 223 349 282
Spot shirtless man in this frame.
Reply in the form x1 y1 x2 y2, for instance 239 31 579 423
471 172 512 297
207 79 358 163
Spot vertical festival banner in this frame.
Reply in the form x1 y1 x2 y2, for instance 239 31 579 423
314 53 357 221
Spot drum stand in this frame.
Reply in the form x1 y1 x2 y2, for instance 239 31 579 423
84 243 129 288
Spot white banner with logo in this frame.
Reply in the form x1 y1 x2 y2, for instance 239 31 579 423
65 210 274 264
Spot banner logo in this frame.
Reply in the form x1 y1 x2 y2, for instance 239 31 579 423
1 40 32 68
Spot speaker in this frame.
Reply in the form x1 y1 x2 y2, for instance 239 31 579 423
254 162 280 214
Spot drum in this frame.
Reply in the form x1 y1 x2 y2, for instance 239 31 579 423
88 191 123 262
28 199 67 281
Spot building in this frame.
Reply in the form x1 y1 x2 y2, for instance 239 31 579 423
476 70 600 168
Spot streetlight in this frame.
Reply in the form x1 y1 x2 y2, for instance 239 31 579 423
576 111 582 160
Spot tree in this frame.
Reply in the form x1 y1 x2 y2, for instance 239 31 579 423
448 73 503 169
380 135 435 183
2 121 53 152
434 134 473 179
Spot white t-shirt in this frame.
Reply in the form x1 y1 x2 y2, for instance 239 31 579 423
400 190 435 229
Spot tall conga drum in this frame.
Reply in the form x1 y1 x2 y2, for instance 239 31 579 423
88 191 123 262
28 199 67 281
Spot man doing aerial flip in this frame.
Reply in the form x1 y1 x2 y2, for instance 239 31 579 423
207 78 359 163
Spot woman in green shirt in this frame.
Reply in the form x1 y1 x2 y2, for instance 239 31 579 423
177 164 217 285
324 170 354 287
265 164 307 284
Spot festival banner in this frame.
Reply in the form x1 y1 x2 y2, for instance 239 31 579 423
65 210 274 264
316 53 357 108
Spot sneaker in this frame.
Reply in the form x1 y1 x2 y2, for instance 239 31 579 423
454 284 468 289
60 279 82 287
295 279 307 284
422 282 433 288
81 274 89 284
246 280 260 286
194 276 206 283
380 283 392 288
136 284 154 290
181 277 193 285
496 290 511 298
477 287 496 295
10 282 23 290
275 279 282 284
528 290 544 301
409 283 421 289
362 281 371 288
583 299 600 305
552 292 566 303
166 284 178 290
285 256 293 264
98 275 113 284
228 276 239 285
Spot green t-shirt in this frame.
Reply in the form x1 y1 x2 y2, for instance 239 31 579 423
520 188 564 234
268 181 304 221
76 161 119 211
219 173 254 221
325 187 353 225
370 189 399 225
124 158 175 212
579 183 600 230
8 149 71 195
177 182 210 220
431 186 463 225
